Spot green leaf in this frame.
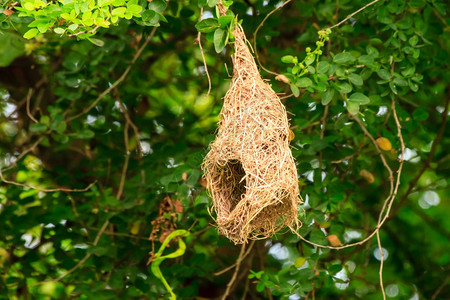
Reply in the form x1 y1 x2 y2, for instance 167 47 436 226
366 46 379 57
30 122 47 132
23 2 35 10
358 55 374 65
54 27 65 34
393 77 408 86
148 0 167 13
297 77 312 88
409 79 419 92
68 24 78 31
336 82 352 93
413 108 429 121
218 15 233 27
112 7 126 16
290 84 300 97
127 4 143 15
207 0 219 7
77 129 95 139
348 73 363 86
333 52 355 64
304 54 315 66
409 35 419 46
112 0 125 6
0 32 25 67
389 81 398 94
322 88 334 105
157 12 167 23
256 281 265 292
23 28 39 39
222 0 233 7
88 37 105 47
346 100 360 115
281 55 294 63
98 0 114 7
349 92 370 105
401 65 415 77
195 18 219 33
40 115 50 125
317 61 329 74
213 28 228 53
377 69 391 81
142 10 158 24
294 256 306 268
82 10 93 26
54 122 67 134
329 264 343 275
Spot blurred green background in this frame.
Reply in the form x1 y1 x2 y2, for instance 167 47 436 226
0 0 449 299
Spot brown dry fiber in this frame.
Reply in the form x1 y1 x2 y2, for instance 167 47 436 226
202 23 302 244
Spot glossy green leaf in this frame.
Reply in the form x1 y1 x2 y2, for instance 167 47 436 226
23 28 39 39
317 61 330 74
322 88 334 105
348 73 363 86
333 52 355 64
336 81 353 93
195 18 219 33
349 92 370 105
297 77 312 88
213 28 228 53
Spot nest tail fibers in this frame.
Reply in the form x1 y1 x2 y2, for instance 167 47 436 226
202 24 302 244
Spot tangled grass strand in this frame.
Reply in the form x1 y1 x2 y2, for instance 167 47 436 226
202 24 302 244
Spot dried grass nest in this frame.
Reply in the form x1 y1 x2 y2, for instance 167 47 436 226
202 24 302 244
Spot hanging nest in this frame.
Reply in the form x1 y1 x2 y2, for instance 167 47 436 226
202 22 302 244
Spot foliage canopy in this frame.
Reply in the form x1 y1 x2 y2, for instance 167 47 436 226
0 0 449 299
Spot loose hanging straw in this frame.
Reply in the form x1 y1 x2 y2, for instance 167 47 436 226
202 5 302 244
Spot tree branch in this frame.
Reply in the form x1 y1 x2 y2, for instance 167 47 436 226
67 26 159 122
392 96 449 216
221 243 247 300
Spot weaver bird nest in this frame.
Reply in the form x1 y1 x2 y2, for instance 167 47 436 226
202 24 302 244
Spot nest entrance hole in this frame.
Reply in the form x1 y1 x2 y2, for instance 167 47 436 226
217 160 246 214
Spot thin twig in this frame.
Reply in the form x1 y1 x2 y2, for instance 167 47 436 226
0 170 97 192
214 240 255 276
320 105 329 140
117 123 130 200
26 88 38 123
354 115 394 180
318 104 329 170
88 226 149 240
331 152 358 164
34 83 141 285
279 93 293 100
431 275 450 300
196 8 212 98
392 96 449 216
1 136 45 172
221 244 247 300
114 88 143 158
325 0 382 30
376 231 386 300
52 219 110 282
292 100 405 250
375 98 407 300
252 0 380 76
432 9 449 27
67 26 159 122
33 218 110 286
253 0 292 76
241 273 250 300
